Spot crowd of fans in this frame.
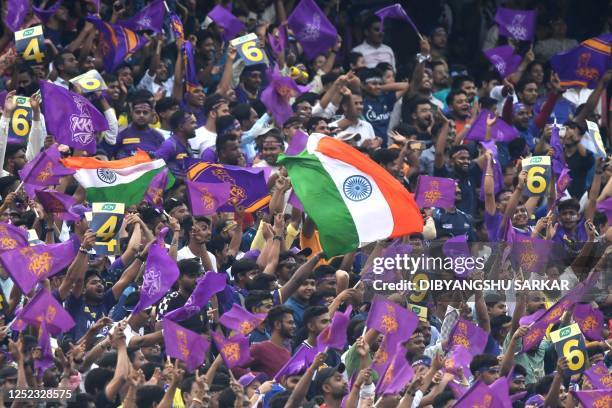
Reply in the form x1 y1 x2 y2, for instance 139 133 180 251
0 0 608 407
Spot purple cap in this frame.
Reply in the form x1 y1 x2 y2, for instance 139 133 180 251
238 372 267 388
525 395 545 407
242 249 261 261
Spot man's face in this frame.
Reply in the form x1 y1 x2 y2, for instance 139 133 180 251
156 61 169 81
214 103 231 119
279 313 296 338
261 136 283 165
413 103 433 129
526 291 546 314
10 149 26 171
117 67 134 87
559 208 579 229
188 87 206 107
254 298 273 315
450 93 470 119
364 77 383 97
420 69 433 92
180 114 198 139
243 71 262 92
106 81 121 100
323 372 349 400
432 65 449 88
131 103 153 127
192 220 212 243
179 269 201 293
316 276 336 293
418 320 431 344
278 257 297 281
309 312 331 336
497 191 512 212
432 30 448 47
503 167 517 187
365 22 383 46
452 150 470 172
350 94 364 117
296 279 315 301
201 38 216 60
479 365 500 385
284 375 301 390
510 376 526 394
313 120 329 135
519 83 538 105
220 139 241 165
460 81 477 102
488 302 507 318
481 79 500 96
16 72 33 94
60 53 79 76
295 101 312 119
404 333 426 357
85 275 105 301
512 205 528 227
81 55 96 72
513 107 532 130
171 204 191 222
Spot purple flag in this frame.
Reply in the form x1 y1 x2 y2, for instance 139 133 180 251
169 12 184 42
550 124 566 175
484 45 522 78
186 160 271 213
208 5 245 41
465 110 518 142
285 129 308 156
375 4 420 36
414 175 456 209
511 236 553 274
362 239 412 283
571 390 612 408
552 34 612 89
165 271 226 322
0 222 28 253
365 295 418 343
186 179 232 216
162 319 210 372
143 167 169 211
446 318 488 354
5 0 29 32
370 335 397 379
274 345 317 381
219 304 265 335
211 331 250 369
133 229 180 314
443 345 473 379
287 0 338 60
377 353 414 396
34 320 55 378
495 8 536 41
19 288 75 335
19 144 75 187
183 41 199 93
453 380 495 408
288 191 304 212
0 238 79 294
268 24 287 55
583 362 612 390
573 303 604 341
33 0 63 25
87 16 148 73
597 197 612 220
35 190 79 221
448 381 468 398
39 81 109 154
118 0 165 33
316 305 352 351
261 65 309 126
489 368 514 408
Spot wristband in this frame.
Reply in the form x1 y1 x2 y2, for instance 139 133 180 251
273 235 283 241
136 253 147 261
78 247 89 254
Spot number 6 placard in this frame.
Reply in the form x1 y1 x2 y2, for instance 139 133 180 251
521 156 551 196
551 323 589 376
230 33 267 66
15 25 46 65
90 202 125 255
8 96 32 144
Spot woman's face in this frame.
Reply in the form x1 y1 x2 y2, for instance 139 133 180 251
529 64 544 85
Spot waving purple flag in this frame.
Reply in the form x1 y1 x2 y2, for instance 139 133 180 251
211 331 250 369
495 8 536 41
0 222 28 253
550 124 566 175
511 236 552 274
34 320 55 378
316 305 352 351
268 24 287 55
597 197 612 220
163 319 210 372
453 380 495 408
370 335 397 379
165 271 226 322
443 345 473 379
465 109 518 142
375 4 420 36
366 295 418 343
285 129 309 156
0 239 79 294
571 390 612 408
262 65 309 126
183 41 199 93
479 147 503 202
274 345 317 381
377 352 414 396
555 165 572 205
288 0 338 60
414 175 456 209
573 303 604 341
39 81 109 154
118 0 165 33
19 288 75 335
186 179 232 216
446 318 488 354
143 167 169 211
552 34 612 89
35 190 79 221
208 5 244 41
133 229 180 314
19 144 75 187
489 377 513 408
484 45 522 78
219 304 265 335
186 160 271 213
33 0 63 25
584 361 612 389
5 0 29 32
169 12 184 42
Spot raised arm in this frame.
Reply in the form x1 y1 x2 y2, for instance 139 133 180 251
574 70 612 125
279 252 325 301
57 231 96 301
584 158 604 221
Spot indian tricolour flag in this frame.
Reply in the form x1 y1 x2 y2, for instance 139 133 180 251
62 151 173 206
277 134 423 256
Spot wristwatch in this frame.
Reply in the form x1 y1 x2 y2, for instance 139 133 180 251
78 246 89 254
416 53 431 63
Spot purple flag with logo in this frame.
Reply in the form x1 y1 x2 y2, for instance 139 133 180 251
143 167 169 211
274 345 317 381
19 144 75 187
573 303 604 341
370 335 398 379
5 0 29 32
365 295 418 343
19 288 75 335
465 109 518 142
34 320 55 378
375 4 420 36
362 239 412 283
551 33 612 89
453 380 496 408
118 0 165 33
288 0 338 60
208 5 245 41
597 197 612 220
162 319 210 372
0 238 78 294
211 331 250 369
316 305 352 351
443 345 473 379
571 390 612 408
414 175 456 209
584 361 612 390
446 318 488 354
262 65 309 126
268 24 287 55
165 271 226 322
0 222 28 253
39 81 109 154
133 228 180 314
555 165 572 205
186 160 271 213
186 179 232 216
550 124 566 175
511 236 552 274
495 8 536 41
33 0 63 25
219 304 266 336
35 190 80 221
488 377 512 408
484 45 521 78
183 41 199 93
377 352 414 395
169 12 184 42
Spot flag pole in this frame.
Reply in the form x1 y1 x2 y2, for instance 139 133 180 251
163 1 170 13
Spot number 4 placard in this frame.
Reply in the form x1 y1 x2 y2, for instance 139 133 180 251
521 156 551 196
551 323 589 376
15 25 46 65
90 202 125 255
230 33 266 66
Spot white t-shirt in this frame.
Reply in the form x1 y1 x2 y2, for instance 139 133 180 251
190 126 217 156
177 245 218 271
351 42 396 71
329 118 376 146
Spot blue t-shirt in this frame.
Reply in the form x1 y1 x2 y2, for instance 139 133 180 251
114 125 165 159
363 91 396 145
284 296 308 329
64 290 117 341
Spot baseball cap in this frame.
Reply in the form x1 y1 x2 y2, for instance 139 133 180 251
312 363 345 396
238 372 267 388
242 249 261 261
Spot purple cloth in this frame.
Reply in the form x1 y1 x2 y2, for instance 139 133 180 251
453 380 495 408
362 239 412 283
39 81 109 154
186 179 232 216
35 190 79 221
583 362 612 389
377 352 415 395
0 222 28 252
162 318 210 372
169 13 184 41
443 345 473 379
87 16 147 73
365 295 418 344
183 41 199 92
219 304 265 335
485 211 503 242
19 144 76 187
316 305 352 351
268 24 287 55
143 168 169 211
511 236 552 274
550 125 566 175
570 390 612 407
285 129 308 156
118 0 165 33
0 238 78 294
287 0 338 60
484 45 522 78
375 3 420 35
446 317 488 354
414 175 456 209
573 303 604 341
208 5 245 41
165 271 226 322
34 320 55 378
465 109 518 142
489 376 513 408
274 345 316 380
551 33 612 89
211 331 250 368
33 0 63 25
261 65 309 126
5 0 28 32
288 191 304 211
133 228 180 313
596 197 612 220
370 335 396 379
18 288 75 335
495 8 536 41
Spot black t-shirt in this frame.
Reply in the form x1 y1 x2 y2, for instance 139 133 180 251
566 149 595 198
